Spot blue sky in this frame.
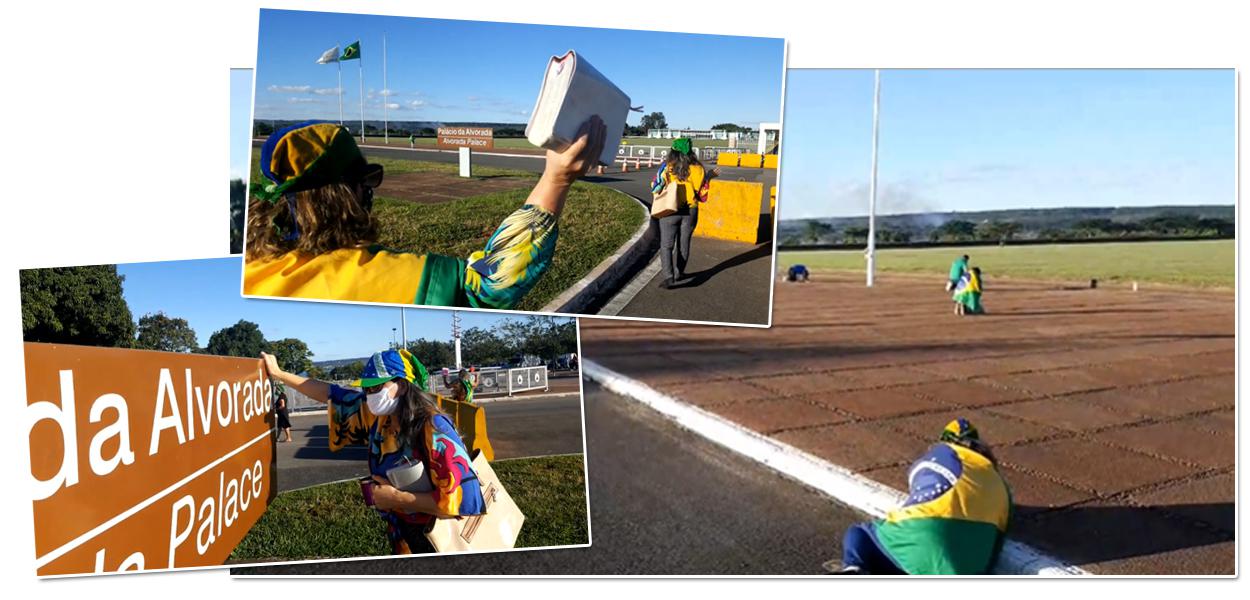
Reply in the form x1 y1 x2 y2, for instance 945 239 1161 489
779 69 1235 219
252 9 783 128
116 257 559 362
230 68 253 180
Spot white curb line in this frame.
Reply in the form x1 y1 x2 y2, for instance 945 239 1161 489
583 359 1089 576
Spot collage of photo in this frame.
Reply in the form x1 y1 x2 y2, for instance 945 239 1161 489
18 5 1236 582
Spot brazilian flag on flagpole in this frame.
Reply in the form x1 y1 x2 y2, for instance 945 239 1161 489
339 41 361 61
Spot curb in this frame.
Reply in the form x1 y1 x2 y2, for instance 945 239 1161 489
582 359 1089 576
541 187 658 314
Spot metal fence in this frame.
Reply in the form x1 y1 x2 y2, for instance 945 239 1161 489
280 365 550 410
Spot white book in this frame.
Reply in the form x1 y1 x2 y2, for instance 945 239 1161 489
526 50 634 166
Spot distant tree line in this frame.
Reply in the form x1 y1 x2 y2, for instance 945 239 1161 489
20 266 316 375
21 266 577 386
785 212 1234 246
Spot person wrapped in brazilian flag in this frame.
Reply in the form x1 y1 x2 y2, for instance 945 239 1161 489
952 266 985 315
829 418 1013 575
244 116 607 310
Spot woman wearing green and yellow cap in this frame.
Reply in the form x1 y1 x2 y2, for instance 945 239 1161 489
260 348 484 554
245 116 606 310
649 138 719 289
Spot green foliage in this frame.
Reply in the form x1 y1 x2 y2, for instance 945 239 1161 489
640 111 667 131
206 319 268 358
804 220 833 243
930 219 978 242
407 338 455 369
327 360 365 381
134 312 198 353
268 338 315 374
457 316 577 367
20 265 135 347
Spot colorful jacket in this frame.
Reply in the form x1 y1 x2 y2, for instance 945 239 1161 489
326 384 485 522
650 163 710 207
874 442 1012 574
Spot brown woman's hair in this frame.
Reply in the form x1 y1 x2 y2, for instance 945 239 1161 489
394 379 447 453
665 148 703 182
245 182 378 261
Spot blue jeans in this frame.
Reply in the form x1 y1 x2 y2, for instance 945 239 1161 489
842 522 905 575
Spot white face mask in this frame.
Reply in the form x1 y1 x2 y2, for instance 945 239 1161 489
366 383 399 415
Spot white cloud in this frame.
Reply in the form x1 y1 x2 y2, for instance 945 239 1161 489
380 89 396 97
409 100 426 109
385 103 400 110
268 84 311 93
287 97 319 104
313 87 341 95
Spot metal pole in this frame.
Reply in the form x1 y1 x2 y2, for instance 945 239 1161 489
383 32 388 144
452 311 462 369
867 69 881 288
391 328 397 349
400 307 407 350
358 37 365 143
337 60 343 125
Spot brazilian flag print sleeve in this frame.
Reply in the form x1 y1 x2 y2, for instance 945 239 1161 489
461 204 559 310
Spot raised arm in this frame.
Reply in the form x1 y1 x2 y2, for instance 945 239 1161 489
261 351 332 404
524 115 608 217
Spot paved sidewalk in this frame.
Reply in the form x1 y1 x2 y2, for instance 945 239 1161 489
578 271 1235 575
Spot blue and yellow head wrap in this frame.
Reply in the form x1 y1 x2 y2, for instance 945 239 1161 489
352 348 429 390
252 121 382 203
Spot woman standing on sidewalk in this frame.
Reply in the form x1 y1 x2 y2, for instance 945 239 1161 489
649 138 719 289
260 348 484 554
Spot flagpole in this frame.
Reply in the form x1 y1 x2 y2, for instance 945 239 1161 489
358 37 366 143
383 32 389 145
337 60 343 125
866 69 881 288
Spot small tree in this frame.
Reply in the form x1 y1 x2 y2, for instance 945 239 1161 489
206 320 268 358
640 111 668 131
20 265 136 347
135 312 199 353
267 337 314 374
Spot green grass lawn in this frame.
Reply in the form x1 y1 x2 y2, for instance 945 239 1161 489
782 240 1234 289
249 150 645 310
351 136 739 151
228 454 588 563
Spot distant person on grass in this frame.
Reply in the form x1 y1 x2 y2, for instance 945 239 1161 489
260 348 484 554
827 418 1012 575
952 266 985 315
946 254 969 292
245 117 607 310
650 138 720 289
785 264 810 283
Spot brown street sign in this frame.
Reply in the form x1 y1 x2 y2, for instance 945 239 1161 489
437 126 495 150
23 343 277 576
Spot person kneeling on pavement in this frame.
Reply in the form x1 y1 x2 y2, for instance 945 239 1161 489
829 418 1013 575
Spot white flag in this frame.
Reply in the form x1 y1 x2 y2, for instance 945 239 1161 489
315 46 340 64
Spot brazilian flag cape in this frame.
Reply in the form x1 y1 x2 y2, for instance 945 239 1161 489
874 442 1012 575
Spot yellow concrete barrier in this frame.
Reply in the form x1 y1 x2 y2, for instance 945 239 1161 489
763 154 779 169
770 185 777 213
437 396 496 461
738 153 764 168
694 180 765 243
716 152 740 167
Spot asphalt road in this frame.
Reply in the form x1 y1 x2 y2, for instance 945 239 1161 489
276 393 585 493
235 381 864 575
